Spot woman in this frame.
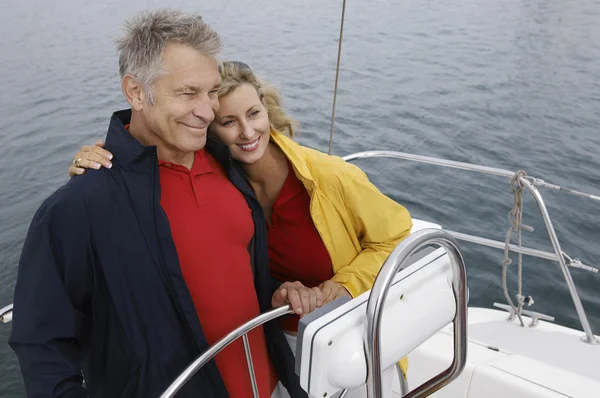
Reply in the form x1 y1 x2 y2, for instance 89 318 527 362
68 61 412 373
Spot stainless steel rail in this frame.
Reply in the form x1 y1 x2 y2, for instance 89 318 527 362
365 228 468 398
344 150 598 345
519 178 597 344
446 230 597 273
1 304 12 324
159 305 294 398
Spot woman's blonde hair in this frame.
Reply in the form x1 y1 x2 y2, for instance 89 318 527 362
217 61 298 137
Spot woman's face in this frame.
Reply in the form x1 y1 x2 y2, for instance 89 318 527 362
211 83 271 165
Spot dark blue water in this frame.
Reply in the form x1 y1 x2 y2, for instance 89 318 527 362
1 0 599 395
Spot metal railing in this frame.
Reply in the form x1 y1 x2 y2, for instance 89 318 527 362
159 229 467 398
365 228 468 398
343 150 599 345
159 305 294 398
1 150 596 398
0 231 468 397
1 304 12 324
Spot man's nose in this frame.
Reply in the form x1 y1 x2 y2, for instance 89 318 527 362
192 97 215 123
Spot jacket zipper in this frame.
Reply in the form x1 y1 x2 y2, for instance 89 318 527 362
150 152 201 354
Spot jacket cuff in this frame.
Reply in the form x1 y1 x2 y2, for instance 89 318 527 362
329 273 360 298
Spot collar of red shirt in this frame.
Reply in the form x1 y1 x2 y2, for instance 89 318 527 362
158 149 216 177
124 123 216 176
273 161 305 210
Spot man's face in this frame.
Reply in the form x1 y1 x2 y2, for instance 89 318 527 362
141 43 221 156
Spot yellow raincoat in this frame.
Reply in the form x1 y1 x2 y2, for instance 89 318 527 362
271 131 412 374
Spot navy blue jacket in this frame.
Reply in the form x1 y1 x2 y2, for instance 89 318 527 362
9 110 306 398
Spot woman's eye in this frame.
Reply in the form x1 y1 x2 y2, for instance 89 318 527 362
222 120 233 127
249 110 259 117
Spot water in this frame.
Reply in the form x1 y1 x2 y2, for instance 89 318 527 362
1 0 599 395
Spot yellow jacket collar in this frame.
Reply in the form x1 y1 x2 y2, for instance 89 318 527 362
270 129 316 190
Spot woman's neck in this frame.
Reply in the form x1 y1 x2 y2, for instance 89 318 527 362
243 142 288 190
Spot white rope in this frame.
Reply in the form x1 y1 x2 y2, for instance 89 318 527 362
502 170 534 326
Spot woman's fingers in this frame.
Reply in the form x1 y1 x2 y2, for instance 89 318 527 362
68 165 85 177
81 142 113 162
312 287 323 307
68 143 114 177
74 150 113 170
319 280 351 305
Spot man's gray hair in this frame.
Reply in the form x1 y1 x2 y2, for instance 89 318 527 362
116 9 222 104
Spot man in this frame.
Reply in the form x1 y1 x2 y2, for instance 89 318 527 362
9 9 309 398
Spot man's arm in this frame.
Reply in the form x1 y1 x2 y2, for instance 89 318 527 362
9 192 93 397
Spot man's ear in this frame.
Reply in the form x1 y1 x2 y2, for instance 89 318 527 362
122 75 146 111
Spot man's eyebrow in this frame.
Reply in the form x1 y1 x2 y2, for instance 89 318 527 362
174 85 199 93
174 81 221 93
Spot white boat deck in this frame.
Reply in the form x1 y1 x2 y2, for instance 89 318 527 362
402 307 600 398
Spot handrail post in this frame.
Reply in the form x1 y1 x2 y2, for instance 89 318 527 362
365 229 469 398
343 150 597 345
242 334 260 397
160 305 294 398
519 177 599 344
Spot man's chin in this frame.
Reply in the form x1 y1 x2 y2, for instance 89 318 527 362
178 128 208 150
189 135 208 152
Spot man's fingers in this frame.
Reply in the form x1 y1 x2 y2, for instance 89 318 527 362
287 288 303 315
271 288 287 307
275 287 287 302
279 282 326 315
300 289 311 316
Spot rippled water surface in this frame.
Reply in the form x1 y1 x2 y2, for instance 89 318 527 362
1 0 599 395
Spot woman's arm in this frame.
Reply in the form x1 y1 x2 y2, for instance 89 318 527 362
328 163 413 299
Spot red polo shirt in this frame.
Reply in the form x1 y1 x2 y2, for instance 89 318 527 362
267 163 334 331
159 149 277 397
